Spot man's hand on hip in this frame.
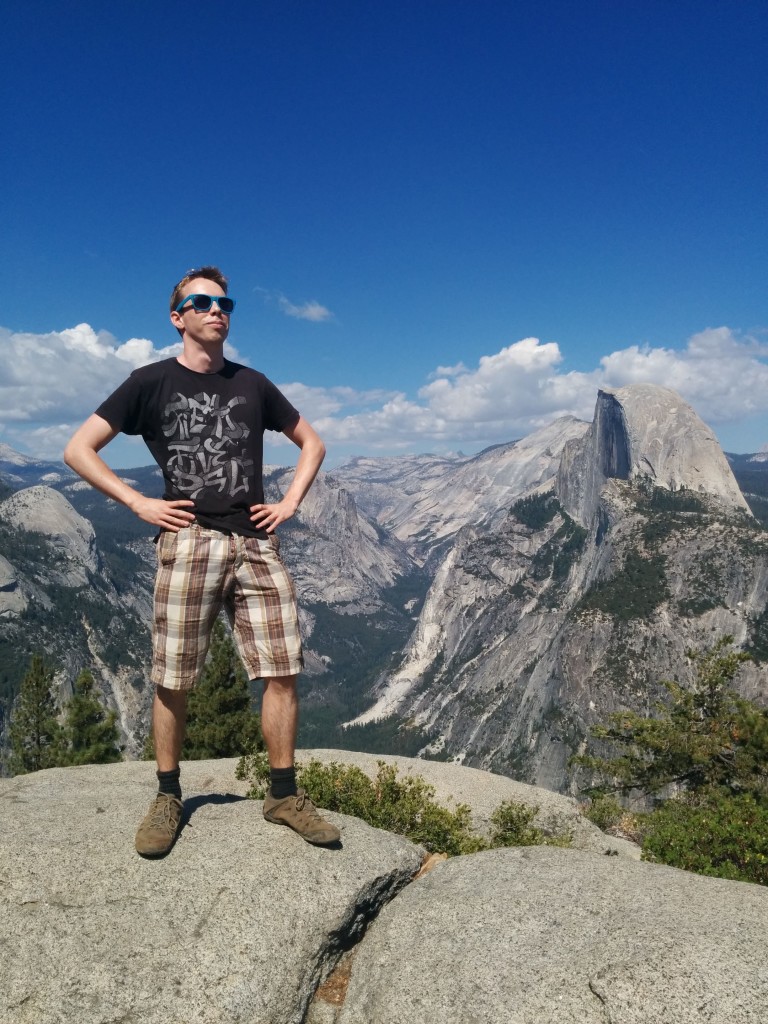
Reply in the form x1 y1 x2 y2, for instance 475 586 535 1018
249 499 299 533
130 497 196 531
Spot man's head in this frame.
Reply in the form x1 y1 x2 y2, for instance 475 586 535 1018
169 266 232 342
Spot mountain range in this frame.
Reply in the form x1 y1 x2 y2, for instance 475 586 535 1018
1 387 767 792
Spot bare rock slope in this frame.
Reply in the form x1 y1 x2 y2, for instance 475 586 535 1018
3 754 767 1024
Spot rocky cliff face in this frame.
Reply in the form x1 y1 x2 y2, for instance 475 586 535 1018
0 485 154 756
557 385 749 527
348 385 768 792
335 416 590 566
0 486 99 584
0 471 426 758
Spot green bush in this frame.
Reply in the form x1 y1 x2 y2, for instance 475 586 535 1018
573 638 767 798
581 795 625 832
574 638 768 885
489 801 571 848
235 753 571 856
640 789 768 886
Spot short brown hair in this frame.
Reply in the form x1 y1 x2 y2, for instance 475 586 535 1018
170 265 229 313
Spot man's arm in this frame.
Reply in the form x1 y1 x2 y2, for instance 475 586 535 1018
249 415 326 533
63 414 195 532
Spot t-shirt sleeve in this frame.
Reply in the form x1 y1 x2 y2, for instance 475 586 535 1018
94 373 147 435
262 377 301 433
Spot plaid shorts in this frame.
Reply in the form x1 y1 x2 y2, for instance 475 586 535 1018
150 525 303 691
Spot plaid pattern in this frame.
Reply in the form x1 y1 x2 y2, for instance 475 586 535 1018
151 525 303 691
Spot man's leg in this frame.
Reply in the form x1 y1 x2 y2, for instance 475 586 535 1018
137 526 227 857
135 685 188 857
261 674 298 770
153 685 188 772
260 673 340 845
234 536 340 845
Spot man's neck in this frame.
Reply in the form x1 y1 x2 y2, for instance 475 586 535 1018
176 340 225 374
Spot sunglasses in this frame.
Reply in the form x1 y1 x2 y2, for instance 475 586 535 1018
175 294 236 314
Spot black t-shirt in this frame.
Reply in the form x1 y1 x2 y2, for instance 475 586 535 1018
96 358 300 537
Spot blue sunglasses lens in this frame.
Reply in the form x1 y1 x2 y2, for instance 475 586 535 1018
188 295 235 313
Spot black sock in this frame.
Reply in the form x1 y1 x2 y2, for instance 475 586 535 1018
157 767 182 801
270 766 297 799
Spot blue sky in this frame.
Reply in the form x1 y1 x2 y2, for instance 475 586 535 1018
1 1 766 468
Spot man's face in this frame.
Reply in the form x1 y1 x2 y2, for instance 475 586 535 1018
170 277 231 346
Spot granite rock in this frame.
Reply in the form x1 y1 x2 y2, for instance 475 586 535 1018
0 759 422 1024
337 846 768 1024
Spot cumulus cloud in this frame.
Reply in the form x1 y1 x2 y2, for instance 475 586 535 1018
299 328 768 454
277 296 334 322
2 321 767 462
0 324 242 457
598 328 768 421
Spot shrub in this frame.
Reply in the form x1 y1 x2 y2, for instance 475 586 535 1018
489 801 571 848
582 795 625 832
235 753 572 855
573 638 767 798
640 789 768 886
574 638 768 885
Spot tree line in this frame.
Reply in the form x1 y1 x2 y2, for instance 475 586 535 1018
4 618 264 776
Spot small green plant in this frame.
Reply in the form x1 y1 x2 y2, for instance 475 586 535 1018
489 801 570 848
581 794 625 832
640 789 768 886
235 753 572 855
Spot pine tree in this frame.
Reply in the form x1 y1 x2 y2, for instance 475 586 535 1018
7 655 65 775
182 618 265 759
573 637 768 799
62 669 122 766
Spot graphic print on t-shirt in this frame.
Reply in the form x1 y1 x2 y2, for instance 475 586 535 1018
161 391 254 498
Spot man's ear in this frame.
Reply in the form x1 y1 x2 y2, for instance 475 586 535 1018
170 309 185 332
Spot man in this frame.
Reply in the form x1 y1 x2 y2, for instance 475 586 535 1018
64 266 339 856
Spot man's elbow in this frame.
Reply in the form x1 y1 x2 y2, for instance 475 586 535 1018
62 439 77 470
63 436 90 472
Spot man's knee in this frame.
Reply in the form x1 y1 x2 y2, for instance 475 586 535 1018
155 685 189 710
263 674 298 693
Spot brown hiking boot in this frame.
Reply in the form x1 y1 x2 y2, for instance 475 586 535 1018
263 788 341 845
135 793 184 857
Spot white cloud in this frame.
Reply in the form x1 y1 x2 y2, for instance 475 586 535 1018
277 296 333 322
278 382 399 419
598 328 768 421
2 322 767 463
0 324 242 457
283 328 768 454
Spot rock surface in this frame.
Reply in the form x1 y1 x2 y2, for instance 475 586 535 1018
2 755 766 1024
354 384 768 792
0 553 27 618
336 846 768 1024
557 386 749 527
0 758 422 1024
334 416 590 565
